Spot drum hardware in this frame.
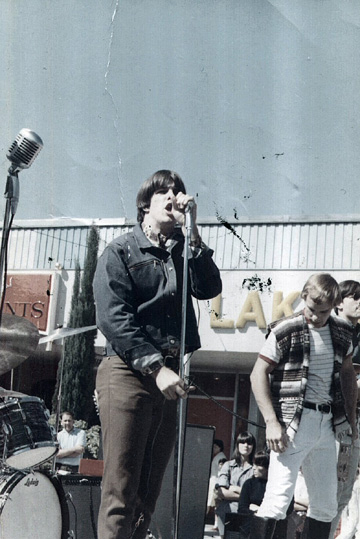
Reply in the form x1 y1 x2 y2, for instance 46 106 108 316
0 313 40 377
38 324 97 345
0 396 58 470
1 419 11 465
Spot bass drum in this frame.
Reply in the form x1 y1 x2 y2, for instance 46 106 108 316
0 470 69 539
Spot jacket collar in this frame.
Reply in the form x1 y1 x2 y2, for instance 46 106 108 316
134 222 183 251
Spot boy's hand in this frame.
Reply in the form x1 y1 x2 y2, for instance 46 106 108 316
266 418 289 453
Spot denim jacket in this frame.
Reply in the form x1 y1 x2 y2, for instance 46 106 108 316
93 223 222 371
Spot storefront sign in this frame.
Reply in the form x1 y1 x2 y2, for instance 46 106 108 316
197 270 360 354
3 274 52 331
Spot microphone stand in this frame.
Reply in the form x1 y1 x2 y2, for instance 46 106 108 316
172 208 193 539
0 169 19 390
0 170 19 302
51 339 65 475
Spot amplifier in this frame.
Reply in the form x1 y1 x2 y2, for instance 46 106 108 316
224 513 246 539
150 424 215 539
60 474 101 539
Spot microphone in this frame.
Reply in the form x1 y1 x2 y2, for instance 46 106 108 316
185 199 195 212
7 128 43 173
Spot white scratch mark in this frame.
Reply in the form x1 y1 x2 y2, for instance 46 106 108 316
104 0 126 216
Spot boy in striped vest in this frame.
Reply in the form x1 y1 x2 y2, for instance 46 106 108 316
250 274 358 539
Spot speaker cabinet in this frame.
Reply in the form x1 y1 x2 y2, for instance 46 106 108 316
224 513 247 539
60 474 101 539
150 424 215 539
60 424 214 539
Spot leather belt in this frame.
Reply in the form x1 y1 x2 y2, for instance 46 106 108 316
303 401 332 414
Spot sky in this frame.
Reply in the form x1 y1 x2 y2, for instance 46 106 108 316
1 0 360 223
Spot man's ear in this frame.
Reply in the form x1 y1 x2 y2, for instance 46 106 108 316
143 206 150 214
337 301 344 313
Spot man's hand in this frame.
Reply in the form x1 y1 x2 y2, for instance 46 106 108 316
351 421 359 442
265 417 289 453
172 192 200 242
151 366 190 400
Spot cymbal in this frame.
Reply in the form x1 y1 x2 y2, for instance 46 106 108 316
39 325 97 344
0 387 27 398
0 314 40 376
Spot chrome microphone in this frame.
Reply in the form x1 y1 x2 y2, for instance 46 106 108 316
7 128 43 173
185 199 195 212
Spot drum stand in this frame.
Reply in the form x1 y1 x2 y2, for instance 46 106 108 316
1 420 11 470
172 208 193 539
51 338 66 475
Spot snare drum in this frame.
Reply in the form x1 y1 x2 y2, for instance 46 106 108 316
0 396 57 469
0 470 69 538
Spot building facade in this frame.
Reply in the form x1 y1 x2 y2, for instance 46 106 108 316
1 215 360 455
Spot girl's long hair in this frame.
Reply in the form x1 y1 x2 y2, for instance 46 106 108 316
232 431 256 465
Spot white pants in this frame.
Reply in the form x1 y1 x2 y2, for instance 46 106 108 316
337 474 360 539
330 439 360 537
257 408 338 522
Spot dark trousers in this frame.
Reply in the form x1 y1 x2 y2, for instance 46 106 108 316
96 356 177 539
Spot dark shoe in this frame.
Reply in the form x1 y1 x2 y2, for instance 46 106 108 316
305 517 331 539
249 516 277 539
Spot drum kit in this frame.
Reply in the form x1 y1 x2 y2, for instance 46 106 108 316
0 314 96 539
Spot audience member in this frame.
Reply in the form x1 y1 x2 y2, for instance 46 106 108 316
215 431 256 539
237 450 270 537
207 439 227 531
56 411 86 473
330 280 360 538
336 461 360 539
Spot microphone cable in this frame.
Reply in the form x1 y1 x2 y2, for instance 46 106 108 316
183 372 265 430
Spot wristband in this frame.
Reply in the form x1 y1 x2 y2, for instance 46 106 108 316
142 360 164 375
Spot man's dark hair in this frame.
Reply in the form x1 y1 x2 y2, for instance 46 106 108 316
136 170 186 223
339 280 360 301
334 280 360 314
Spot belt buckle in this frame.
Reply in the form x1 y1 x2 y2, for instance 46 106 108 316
317 403 331 414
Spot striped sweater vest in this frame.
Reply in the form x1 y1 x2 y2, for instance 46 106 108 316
267 311 352 439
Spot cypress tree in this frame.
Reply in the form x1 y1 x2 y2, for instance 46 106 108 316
52 226 99 423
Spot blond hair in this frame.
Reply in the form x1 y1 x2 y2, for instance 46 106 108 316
301 273 342 306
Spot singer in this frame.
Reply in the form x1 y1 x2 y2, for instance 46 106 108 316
93 170 222 539
249 274 358 539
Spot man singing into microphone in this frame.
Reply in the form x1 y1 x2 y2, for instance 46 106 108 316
93 170 222 539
